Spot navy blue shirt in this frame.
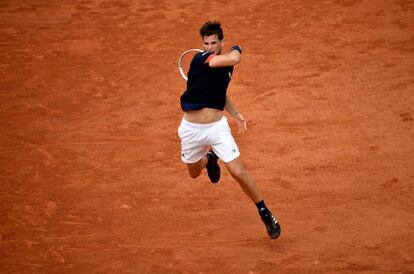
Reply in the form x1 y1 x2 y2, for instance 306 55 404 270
180 51 234 111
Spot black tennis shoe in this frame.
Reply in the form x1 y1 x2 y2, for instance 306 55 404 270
206 150 220 183
259 208 281 239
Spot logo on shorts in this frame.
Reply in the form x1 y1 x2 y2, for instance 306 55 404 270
232 148 237 153
182 153 186 158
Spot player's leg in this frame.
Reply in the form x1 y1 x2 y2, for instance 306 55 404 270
224 157 262 202
225 157 281 239
210 117 281 239
185 157 207 178
185 150 220 182
209 117 256 196
178 118 220 182
178 116 207 178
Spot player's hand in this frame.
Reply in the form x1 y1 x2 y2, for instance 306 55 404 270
235 112 247 134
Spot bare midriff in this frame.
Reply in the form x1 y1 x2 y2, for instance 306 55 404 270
183 108 224 124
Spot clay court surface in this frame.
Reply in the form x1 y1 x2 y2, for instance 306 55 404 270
1 0 414 273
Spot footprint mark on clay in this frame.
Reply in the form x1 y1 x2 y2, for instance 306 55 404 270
381 178 399 189
314 225 328 232
364 243 381 250
400 113 413 122
279 180 293 190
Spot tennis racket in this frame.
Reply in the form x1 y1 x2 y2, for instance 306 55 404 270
178 48 203 81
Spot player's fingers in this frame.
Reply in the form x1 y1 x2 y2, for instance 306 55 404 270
239 124 246 134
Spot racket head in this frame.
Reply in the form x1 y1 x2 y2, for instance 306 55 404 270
178 48 203 81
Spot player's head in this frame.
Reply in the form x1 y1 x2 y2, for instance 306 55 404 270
200 20 224 40
200 20 224 54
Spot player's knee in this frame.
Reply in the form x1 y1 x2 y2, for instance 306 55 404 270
189 172 199 179
188 169 201 179
229 167 246 181
186 162 203 179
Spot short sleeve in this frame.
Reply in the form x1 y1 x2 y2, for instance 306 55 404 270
192 51 215 66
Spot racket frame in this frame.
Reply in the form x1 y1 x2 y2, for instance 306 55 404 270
178 48 203 81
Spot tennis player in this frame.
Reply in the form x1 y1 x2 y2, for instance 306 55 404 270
178 21 281 239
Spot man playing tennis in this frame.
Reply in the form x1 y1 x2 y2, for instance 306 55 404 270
178 21 281 239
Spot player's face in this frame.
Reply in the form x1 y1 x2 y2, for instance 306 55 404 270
202 34 223 55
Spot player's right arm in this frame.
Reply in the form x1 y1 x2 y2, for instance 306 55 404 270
209 46 242 68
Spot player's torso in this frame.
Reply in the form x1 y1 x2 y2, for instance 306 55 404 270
181 52 233 117
183 107 224 124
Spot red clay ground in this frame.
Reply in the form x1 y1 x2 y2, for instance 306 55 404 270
1 0 413 273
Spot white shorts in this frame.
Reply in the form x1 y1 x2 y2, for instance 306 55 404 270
178 116 240 163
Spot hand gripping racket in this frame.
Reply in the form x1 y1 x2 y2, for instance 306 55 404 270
178 49 203 81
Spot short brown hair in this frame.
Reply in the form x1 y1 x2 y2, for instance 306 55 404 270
199 20 224 40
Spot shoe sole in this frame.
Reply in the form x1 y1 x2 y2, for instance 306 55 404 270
268 222 281 239
261 212 281 239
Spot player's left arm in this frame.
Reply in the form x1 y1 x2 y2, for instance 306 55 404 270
209 45 242 68
225 95 247 134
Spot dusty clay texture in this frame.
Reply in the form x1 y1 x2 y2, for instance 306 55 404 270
0 0 413 273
